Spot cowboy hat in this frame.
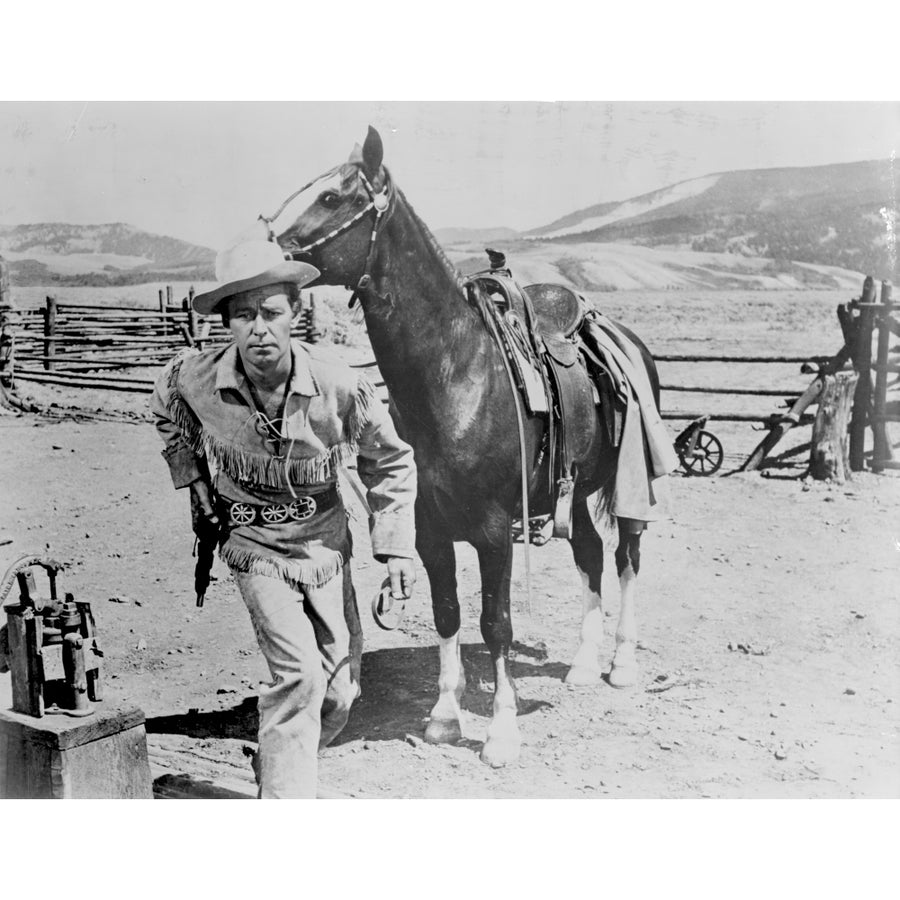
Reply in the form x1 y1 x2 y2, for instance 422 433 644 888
192 239 320 315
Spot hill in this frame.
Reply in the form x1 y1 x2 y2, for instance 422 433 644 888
522 159 897 281
0 223 215 286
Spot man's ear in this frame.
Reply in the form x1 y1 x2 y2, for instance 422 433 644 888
362 126 384 179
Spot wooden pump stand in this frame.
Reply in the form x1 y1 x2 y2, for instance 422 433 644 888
0 704 152 798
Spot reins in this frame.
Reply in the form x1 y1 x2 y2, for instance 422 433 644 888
469 285 536 620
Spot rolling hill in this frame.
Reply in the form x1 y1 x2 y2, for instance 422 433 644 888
2 158 894 291
0 223 215 286
443 158 897 290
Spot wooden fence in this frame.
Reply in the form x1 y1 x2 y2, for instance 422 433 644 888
0 272 895 475
4 285 319 394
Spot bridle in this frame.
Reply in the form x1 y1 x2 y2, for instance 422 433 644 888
260 165 392 306
261 158 538 618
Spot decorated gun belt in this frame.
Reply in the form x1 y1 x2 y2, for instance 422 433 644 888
221 487 338 527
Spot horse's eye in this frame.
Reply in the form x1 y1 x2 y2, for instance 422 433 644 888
319 191 340 208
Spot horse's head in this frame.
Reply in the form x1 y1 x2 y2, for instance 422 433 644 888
277 126 390 288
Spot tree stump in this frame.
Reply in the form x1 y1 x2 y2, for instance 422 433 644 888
810 371 859 482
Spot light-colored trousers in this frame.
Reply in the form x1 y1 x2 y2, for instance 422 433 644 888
233 565 363 799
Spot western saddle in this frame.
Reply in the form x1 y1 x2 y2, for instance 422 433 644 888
464 249 593 539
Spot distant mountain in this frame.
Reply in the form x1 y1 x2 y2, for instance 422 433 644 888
0 223 215 286
523 159 897 280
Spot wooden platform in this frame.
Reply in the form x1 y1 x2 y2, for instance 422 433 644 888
0 702 152 799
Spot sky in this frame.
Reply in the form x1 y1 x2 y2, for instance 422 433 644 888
0 101 896 251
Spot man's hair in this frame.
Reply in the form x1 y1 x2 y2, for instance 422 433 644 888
220 283 301 327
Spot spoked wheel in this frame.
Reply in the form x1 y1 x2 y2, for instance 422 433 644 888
680 429 724 476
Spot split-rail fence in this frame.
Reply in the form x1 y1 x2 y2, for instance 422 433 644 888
0 272 895 476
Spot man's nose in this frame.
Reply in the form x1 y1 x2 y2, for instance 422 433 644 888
251 312 268 334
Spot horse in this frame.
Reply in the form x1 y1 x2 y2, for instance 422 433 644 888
277 126 669 767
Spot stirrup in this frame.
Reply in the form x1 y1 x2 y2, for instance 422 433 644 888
553 476 574 539
512 515 553 546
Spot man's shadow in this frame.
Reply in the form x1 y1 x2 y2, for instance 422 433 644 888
145 640 567 746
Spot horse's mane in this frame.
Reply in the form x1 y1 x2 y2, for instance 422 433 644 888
391 180 467 294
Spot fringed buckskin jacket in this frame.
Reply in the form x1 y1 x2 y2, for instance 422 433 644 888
150 340 417 589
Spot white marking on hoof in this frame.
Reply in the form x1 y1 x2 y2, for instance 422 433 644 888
425 633 466 744
607 663 639 689
609 640 638 688
424 716 463 745
565 664 603 686
480 711 521 767
481 658 520 767
567 572 604 687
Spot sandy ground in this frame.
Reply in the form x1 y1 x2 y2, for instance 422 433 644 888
1 287 898 798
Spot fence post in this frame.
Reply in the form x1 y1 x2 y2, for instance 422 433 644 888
810 371 859 482
43 295 58 372
0 258 14 390
870 281 894 472
849 276 876 470
158 288 168 336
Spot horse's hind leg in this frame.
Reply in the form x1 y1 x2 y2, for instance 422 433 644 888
475 528 520 768
609 517 644 688
565 496 606 686
418 522 467 745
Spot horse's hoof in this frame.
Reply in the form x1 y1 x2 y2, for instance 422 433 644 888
565 665 603 686
607 664 639 689
424 718 462 745
480 738 520 768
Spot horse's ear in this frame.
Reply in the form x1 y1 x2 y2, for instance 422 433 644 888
362 126 384 177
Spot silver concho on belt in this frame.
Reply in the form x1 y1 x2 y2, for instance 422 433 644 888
228 496 316 527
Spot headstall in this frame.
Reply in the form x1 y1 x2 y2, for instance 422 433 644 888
260 166 392 307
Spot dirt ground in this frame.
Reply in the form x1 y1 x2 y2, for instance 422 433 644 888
1 287 898 798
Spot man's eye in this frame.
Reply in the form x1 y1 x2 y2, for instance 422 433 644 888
319 191 340 208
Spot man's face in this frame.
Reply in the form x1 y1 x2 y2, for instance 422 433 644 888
227 284 294 369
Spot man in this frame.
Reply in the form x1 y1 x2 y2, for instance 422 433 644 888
150 237 417 798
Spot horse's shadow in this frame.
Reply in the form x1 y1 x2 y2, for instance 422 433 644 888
145 640 566 747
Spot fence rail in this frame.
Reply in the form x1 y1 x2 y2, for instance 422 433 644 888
0 274 895 475
5 287 320 383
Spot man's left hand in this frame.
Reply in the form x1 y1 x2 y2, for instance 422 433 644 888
386 556 416 599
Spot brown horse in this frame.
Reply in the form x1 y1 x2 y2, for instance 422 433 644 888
278 127 665 767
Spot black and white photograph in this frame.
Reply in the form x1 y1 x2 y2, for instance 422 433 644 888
0 16 897 888
1 97 896 805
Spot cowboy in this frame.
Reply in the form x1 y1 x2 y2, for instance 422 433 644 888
150 237 417 798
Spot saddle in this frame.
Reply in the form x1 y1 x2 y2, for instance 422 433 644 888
465 251 597 538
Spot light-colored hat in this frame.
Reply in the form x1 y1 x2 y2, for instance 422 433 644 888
192 239 320 315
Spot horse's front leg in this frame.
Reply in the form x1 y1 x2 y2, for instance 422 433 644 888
475 527 520 767
418 517 467 745
609 518 644 688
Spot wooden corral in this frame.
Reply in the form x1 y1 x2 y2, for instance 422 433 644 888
0 275 896 480
3 287 320 394
738 275 896 480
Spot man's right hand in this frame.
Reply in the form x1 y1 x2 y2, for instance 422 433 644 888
189 479 220 537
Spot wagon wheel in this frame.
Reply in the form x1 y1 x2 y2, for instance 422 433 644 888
680 429 724 476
